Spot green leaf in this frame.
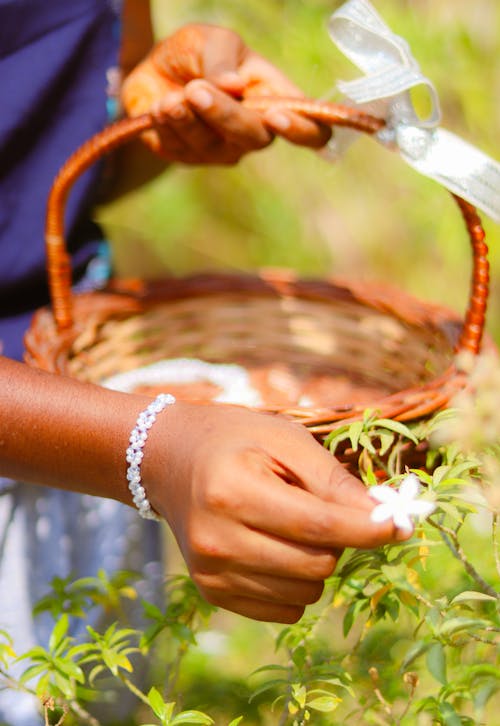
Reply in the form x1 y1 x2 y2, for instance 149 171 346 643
327 431 352 456
49 614 69 653
171 712 214 725
439 701 462 726
378 431 395 456
431 465 451 485
88 664 105 685
291 683 307 709
147 687 170 720
436 502 464 523
446 461 480 481
251 664 288 675
343 599 367 637
227 718 244 726
19 663 49 685
307 695 341 712
325 424 350 448
438 617 491 637
53 670 74 699
248 678 289 703
359 432 377 454
363 463 379 486
372 419 419 444
349 421 364 451
53 656 84 683
450 591 498 605
291 645 307 671
171 622 196 644
426 643 447 685
142 600 166 621
401 640 431 670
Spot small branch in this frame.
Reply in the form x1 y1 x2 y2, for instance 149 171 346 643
67 700 102 726
277 685 293 726
368 667 392 717
43 699 69 726
469 633 499 646
277 649 296 726
412 591 443 615
428 518 499 600
396 673 418 725
118 672 150 706
164 606 197 700
0 667 37 697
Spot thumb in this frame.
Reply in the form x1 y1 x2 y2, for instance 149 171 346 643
201 27 247 95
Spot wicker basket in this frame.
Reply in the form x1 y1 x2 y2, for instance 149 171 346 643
24 98 489 448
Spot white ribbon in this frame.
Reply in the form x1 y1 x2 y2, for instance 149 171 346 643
325 0 500 223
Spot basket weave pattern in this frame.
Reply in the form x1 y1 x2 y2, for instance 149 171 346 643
25 99 489 443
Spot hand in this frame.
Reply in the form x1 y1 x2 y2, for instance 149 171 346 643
121 23 331 164
146 402 407 623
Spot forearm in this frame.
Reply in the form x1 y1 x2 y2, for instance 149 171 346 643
99 0 166 202
0 356 150 502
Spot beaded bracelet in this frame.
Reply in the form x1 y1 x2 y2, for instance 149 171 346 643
126 393 176 520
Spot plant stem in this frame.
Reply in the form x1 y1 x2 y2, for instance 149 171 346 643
68 700 102 726
164 606 197 700
428 519 500 600
395 676 417 725
118 672 150 706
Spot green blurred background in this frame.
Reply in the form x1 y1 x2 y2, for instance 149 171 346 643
99 0 500 343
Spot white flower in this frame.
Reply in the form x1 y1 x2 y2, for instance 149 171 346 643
369 473 436 533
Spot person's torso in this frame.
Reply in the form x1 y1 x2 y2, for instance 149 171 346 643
0 0 121 359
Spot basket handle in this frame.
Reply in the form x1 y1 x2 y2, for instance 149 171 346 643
45 98 489 355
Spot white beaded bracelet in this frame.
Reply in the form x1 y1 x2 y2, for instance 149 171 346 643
126 393 176 521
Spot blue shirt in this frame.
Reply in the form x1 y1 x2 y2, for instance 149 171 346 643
0 0 121 360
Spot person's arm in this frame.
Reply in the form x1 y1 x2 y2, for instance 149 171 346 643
0 355 405 623
100 0 164 200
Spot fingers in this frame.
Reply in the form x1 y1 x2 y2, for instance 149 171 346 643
184 80 273 151
142 80 272 163
123 22 331 161
195 570 325 608
263 109 332 148
205 455 403 549
186 516 340 581
244 483 401 548
202 594 305 624
152 89 226 163
188 524 332 623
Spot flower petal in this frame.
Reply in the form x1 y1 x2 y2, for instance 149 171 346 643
393 510 414 532
369 485 398 504
407 500 436 518
370 503 394 523
399 473 421 501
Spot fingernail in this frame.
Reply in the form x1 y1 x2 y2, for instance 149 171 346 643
188 86 213 110
168 104 187 121
216 71 244 91
265 111 291 132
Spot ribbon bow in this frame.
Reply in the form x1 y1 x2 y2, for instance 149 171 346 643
326 0 500 223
